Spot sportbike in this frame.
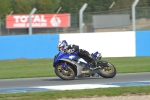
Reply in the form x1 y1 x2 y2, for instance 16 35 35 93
53 51 116 80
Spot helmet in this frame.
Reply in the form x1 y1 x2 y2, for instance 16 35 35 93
58 40 68 51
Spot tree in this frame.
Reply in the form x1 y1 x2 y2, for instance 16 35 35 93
136 0 150 18
34 0 59 13
0 0 12 23
10 0 33 14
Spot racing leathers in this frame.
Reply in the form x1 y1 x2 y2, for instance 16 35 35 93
66 44 97 69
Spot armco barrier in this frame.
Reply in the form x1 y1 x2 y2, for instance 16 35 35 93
0 34 59 60
136 31 150 56
0 31 150 60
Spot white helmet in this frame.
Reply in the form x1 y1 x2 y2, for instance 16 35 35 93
58 40 68 51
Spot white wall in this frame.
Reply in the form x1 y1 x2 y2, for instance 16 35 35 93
59 31 136 57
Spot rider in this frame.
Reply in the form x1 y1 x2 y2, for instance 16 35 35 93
58 40 98 69
58 40 68 52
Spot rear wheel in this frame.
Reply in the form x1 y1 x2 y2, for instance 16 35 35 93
55 62 76 80
98 61 116 78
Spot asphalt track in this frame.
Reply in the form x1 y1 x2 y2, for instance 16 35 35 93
0 72 150 93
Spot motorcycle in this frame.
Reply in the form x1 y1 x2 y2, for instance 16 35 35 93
53 51 116 80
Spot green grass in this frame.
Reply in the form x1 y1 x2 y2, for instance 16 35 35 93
0 58 55 79
0 86 150 100
0 57 150 79
102 57 150 73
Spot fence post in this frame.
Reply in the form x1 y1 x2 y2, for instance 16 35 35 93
132 0 139 31
56 7 62 33
79 3 88 33
0 17 1 33
29 8 37 35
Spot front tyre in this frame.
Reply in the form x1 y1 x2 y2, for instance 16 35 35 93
98 61 116 78
55 63 76 80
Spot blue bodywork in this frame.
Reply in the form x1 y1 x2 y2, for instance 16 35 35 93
53 51 80 67
53 51 90 77
53 51 99 68
53 51 102 77
91 51 99 58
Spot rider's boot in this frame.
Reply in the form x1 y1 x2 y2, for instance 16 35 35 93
89 57 98 70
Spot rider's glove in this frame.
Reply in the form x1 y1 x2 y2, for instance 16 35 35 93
66 49 75 54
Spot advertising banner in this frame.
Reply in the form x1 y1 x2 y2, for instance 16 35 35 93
6 14 70 28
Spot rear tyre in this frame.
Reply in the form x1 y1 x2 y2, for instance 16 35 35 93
98 61 116 78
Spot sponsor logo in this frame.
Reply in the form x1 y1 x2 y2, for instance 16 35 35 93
6 14 70 28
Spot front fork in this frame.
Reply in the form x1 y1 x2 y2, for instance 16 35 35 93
61 62 68 70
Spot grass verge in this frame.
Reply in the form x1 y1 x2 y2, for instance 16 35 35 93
0 86 150 100
0 57 150 79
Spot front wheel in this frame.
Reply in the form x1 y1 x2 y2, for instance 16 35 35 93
55 62 76 80
98 60 116 78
